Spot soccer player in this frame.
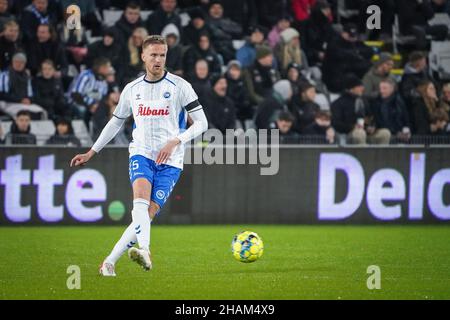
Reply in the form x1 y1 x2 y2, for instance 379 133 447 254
70 35 208 276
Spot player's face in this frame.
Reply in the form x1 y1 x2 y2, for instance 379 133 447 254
142 44 167 77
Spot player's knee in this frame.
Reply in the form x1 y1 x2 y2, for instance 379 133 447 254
133 178 151 200
148 202 160 220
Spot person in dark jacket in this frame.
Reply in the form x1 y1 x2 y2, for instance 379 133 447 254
243 45 281 105
331 75 391 144
46 117 81 146
396 0 448 49
183 33 222 80
161 23 183 76
225 60 253 122
0 0 14 32
269 110 299 143
236 24 267 68
203 74 236 134
189 59 211 106
322 23 373 93
86 28 124 82
146 0 182 35
255 80 292 130
290 82 321 133
302 0 336 66
370 78 411 141
32 60 67 120
5 110 36 145
182 8 213 46
113 1 145 44
412 80 442 134
303 110 336 144
0 20 22 71
26 24 67 76
20 0 59 42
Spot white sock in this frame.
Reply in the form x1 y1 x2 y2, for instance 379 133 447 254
105 223 137 265
131 198 151 251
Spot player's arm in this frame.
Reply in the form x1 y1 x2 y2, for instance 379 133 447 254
70 89 131 167
156 99 208 165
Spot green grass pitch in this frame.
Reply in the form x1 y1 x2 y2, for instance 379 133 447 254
0 225 449 300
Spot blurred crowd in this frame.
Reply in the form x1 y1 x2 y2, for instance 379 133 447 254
1 0 450 146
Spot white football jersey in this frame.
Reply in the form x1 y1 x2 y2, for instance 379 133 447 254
113 71 202 169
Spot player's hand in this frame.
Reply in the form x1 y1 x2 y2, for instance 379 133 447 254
70 150 96 167
156 138 180 165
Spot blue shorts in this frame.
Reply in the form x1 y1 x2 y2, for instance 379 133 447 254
129 155 182 210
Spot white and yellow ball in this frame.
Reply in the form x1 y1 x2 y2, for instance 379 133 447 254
231 231 264 263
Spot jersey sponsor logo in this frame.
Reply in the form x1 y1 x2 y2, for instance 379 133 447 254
137 105 170 116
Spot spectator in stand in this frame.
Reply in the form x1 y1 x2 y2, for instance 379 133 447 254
322 23 373 93
183 33 222 80
59 0 102 36
331 75 391 144
255 80 292 130
225 60 252 122
302 0 335 67
267 15 292 49
5 110 36 145
275 28 306 74
362 52 395 99
0 0 14 32
220 0 258 33
399 51 433 107
58 8 88 70
113 1 144 44
0 20 22 71
290 82 320 133
190 59 211 105
0 52 47 119
86 28 124 82
396 0 448 49
439 82 450 119
203 74 236 134
285 62 310 97
122 27 147 85
431 0 450 14
243 45 281 105
257 0 291 29
20 0 58 42
207 0 242 62
162 23 183 76
370 78 411 142
429 108 449 136
303 110 336 144
236 25 267 68
146 0 182 35
32 60 67 120
46 117 81 146
412 80 441 134
291 0 317 23
66 57 110 123
270 111 299 143
26 24 67 77
183 8 212 46
93 91 130 144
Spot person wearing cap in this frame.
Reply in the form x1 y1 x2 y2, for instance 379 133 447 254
302 0 335 66
86 27 124 82
362 52 396 99
0 52 47 119
255 79 293 130
243 45 281 105
226 60 252 122
275 27 311 74
25 24 68 77
202 74 237 134
322 23 373 93
113 1 145 44
183 32 222 80
268 15 292 49
270 110 299 143
331 74 391 145
236 24 268 68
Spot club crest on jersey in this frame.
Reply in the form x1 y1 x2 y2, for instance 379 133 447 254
163 92 171 99
137 104 170 116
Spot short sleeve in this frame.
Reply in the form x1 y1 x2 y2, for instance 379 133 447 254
112 87 132 119
180 81 201 113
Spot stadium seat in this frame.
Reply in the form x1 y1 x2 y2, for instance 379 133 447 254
429 41 450 80
1 120 56 146
72 120 93 146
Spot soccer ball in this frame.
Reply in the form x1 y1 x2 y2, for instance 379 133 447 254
231 231 264 263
